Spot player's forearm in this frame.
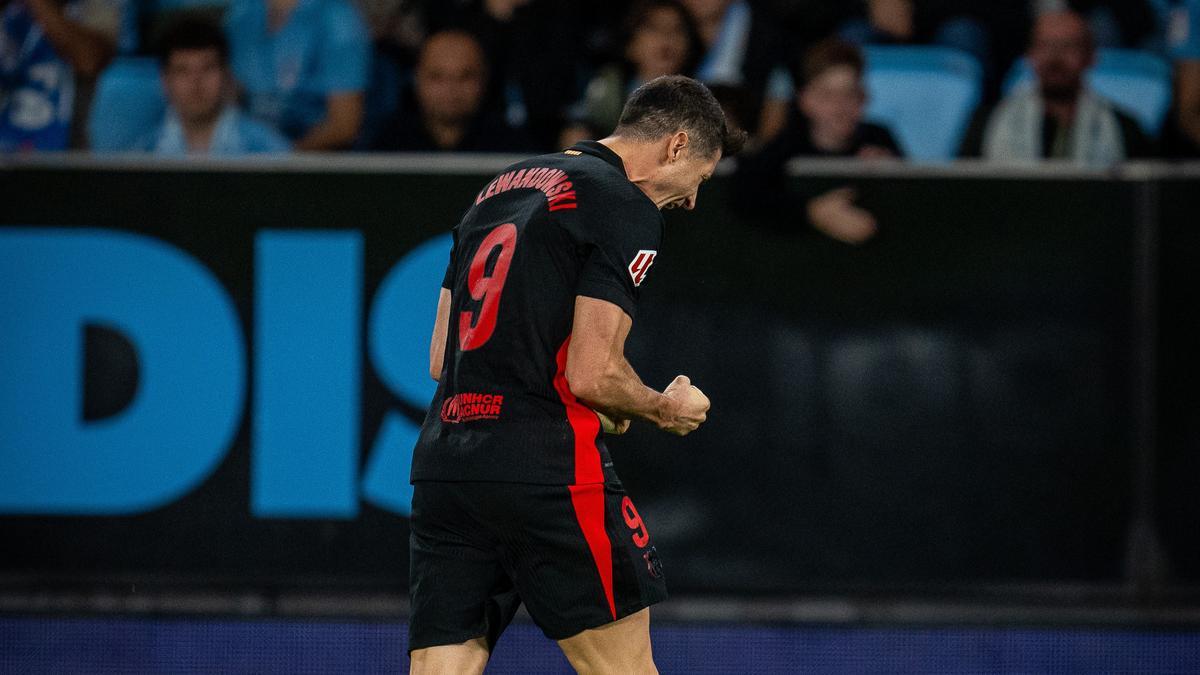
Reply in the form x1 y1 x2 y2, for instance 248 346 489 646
572 357 679 429
429 288 452 381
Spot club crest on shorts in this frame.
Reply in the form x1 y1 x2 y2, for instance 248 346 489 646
628 250 657 287
643 546 664 579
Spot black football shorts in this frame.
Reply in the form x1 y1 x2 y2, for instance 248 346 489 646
408 479 668 651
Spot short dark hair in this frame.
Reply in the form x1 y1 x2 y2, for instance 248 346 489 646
155 16 229 67
800 39 864 87
614 75 747 157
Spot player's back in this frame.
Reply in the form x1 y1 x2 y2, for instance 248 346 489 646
411 141 664 486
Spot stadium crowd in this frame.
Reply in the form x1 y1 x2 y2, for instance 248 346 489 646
3 0 1200 162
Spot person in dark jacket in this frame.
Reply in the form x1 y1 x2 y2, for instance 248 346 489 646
373 29 533 152
765 39 901 159
959 10 1153 165
734 39 901 245
559 0 703 147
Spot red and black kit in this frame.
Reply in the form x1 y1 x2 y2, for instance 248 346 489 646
409 141 668 650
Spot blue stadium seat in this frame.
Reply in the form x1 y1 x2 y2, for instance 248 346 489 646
88 57 166 151
862 46 983 162
1002 49 1172 136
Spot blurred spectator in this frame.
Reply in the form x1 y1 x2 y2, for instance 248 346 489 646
960 10 1152 165
357 0 426 64
767 40 902 160
452 0 600 151
1165 0 1200 157
734 40 899 245
761 1 1021 141
372 28 532 152
224 0 369 150
1 0 121 151
680 0 784 135
838 1 994 71
559 0 702 147
1040 0 1158 49
135 0 227 56
135 18 289 154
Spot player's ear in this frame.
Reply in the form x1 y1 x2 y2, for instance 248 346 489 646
668 131 689 162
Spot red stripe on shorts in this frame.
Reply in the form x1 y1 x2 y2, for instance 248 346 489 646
553 336 616 619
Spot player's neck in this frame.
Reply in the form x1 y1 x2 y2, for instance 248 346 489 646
597 136 671 209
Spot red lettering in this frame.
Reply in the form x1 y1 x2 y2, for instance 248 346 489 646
545 180 572 197
521 168 546 189
496 171 514 193
547 190 575 206
474 167 575 207
533 170 557 191
622 496 649 548
548 191 577 211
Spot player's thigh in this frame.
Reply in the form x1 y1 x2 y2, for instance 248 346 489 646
497 482 667 642
409 637 489 675
557 608 656 675
408 482 520 654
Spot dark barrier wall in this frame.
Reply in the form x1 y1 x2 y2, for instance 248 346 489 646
0 160 1147 594
1158 176 1200 584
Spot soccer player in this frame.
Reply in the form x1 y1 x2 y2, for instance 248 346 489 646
409 74 745 674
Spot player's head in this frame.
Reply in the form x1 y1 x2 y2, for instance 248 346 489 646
416 30 488 126
156 18 230 126
613 75 746 210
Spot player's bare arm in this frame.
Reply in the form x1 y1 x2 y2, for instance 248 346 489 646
565 295 709 436
428 287 452 381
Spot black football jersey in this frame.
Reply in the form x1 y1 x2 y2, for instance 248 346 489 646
410 141 665 485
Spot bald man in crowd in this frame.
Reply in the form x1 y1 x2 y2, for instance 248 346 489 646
959 9 1150 166
373 29 534 152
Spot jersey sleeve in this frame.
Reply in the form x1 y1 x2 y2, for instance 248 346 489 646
561 185 663 318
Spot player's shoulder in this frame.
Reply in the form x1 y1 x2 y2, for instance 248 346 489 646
499 144 615 185
473 142 661 234
556 142 661 219
555 142 628 189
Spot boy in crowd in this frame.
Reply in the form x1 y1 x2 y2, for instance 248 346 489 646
137 18 289 154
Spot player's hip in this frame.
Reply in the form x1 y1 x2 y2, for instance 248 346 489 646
409 479 668 641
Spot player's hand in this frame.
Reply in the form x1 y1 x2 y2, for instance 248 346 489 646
596 411 631 435
661 375 709 436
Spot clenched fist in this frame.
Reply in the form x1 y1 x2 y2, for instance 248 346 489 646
661 375 710 436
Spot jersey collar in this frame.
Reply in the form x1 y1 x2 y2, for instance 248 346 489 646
567 141 628 178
